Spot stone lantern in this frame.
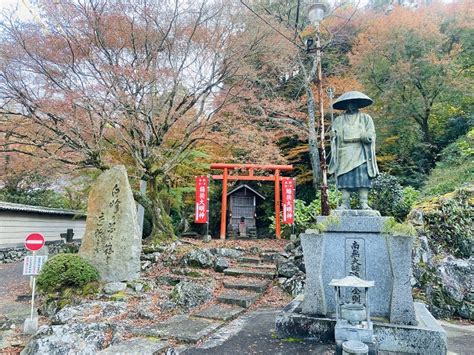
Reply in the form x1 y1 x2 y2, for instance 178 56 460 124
329 276 375 353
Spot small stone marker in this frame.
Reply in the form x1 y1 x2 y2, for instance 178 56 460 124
79 165 142 282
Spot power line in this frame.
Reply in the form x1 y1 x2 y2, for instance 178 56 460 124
239 0 305 50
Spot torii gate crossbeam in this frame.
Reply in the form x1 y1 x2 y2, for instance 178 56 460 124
211 163 293 240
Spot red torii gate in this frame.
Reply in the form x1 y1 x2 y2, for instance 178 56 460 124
211 163 294 240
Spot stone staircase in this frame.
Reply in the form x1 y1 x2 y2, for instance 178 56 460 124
128 250 280 345
195 253 277 317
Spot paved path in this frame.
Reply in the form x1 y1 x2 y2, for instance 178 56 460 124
0 262 31 351
0 262 25 297
0 262 30 321
181 308 334 355
442 321 474 355
181 308 474 355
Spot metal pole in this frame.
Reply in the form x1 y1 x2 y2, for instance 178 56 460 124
316 27 330 216
326 86 338 207
30 251 36 320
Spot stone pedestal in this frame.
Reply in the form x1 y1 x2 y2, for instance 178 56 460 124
301 213 416 325
276 211 447 354
276 298 447 355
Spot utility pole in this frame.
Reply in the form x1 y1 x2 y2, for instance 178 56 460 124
308 3 330 216
315 27 330 216
326 86 337 207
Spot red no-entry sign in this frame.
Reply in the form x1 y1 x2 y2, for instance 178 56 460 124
25 233 45 252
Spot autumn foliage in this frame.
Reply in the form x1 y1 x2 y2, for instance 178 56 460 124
0 0 472 237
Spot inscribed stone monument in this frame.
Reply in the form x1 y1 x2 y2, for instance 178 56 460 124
79 165 141 282
300 215 417 324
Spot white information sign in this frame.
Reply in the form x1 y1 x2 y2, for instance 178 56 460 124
23 255 48 276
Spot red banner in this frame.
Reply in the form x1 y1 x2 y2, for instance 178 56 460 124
195 176 209 223
282 177 295 224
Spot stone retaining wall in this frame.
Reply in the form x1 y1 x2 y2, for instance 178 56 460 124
0 240 82 264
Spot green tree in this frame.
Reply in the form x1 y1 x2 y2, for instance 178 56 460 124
352 4 473 184
0 172 67 208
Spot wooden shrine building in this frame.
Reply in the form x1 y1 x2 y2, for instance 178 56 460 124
227 184 265 238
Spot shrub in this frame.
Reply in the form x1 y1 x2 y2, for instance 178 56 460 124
269 186 342 238
370 173 403 217
370 173 419 221
37 253 100 293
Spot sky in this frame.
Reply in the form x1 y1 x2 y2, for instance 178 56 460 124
0 0 374 21
0 0 32 18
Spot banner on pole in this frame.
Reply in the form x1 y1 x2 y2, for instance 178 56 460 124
195 176 209 223
282 177 295 224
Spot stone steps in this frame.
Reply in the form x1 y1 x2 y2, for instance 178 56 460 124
217 290 260 308
238 256 262 264
239 263 276 270
129 315 222 343
260 252 280 262
223 279 270 293
224 267 275 279
193 304 245 321
261 248 281 253
99 338 168 354
153 248 280 344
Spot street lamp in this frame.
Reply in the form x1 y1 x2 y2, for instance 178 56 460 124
307 2 330 216
308 3 327 27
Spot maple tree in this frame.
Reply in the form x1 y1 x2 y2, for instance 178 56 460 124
0 0 283 241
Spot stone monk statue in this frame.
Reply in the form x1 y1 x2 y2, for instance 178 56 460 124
328 91 379 210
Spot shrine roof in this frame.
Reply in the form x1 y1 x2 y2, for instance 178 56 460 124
227 184 266 200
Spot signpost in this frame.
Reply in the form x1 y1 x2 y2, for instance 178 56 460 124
23 233 46 334
24 233 45 251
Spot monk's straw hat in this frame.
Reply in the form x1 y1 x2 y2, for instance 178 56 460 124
332 91 373 110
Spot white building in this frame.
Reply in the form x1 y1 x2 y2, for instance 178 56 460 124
0 201 86 247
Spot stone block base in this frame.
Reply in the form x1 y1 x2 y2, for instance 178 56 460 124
276 297 447 355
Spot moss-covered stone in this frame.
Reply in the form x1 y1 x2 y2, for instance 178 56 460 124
410 185 473 258
110 291 128 302
382 218 416 236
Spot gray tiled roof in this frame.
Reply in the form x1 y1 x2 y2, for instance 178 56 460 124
0 201 85 217
227 184 266 199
